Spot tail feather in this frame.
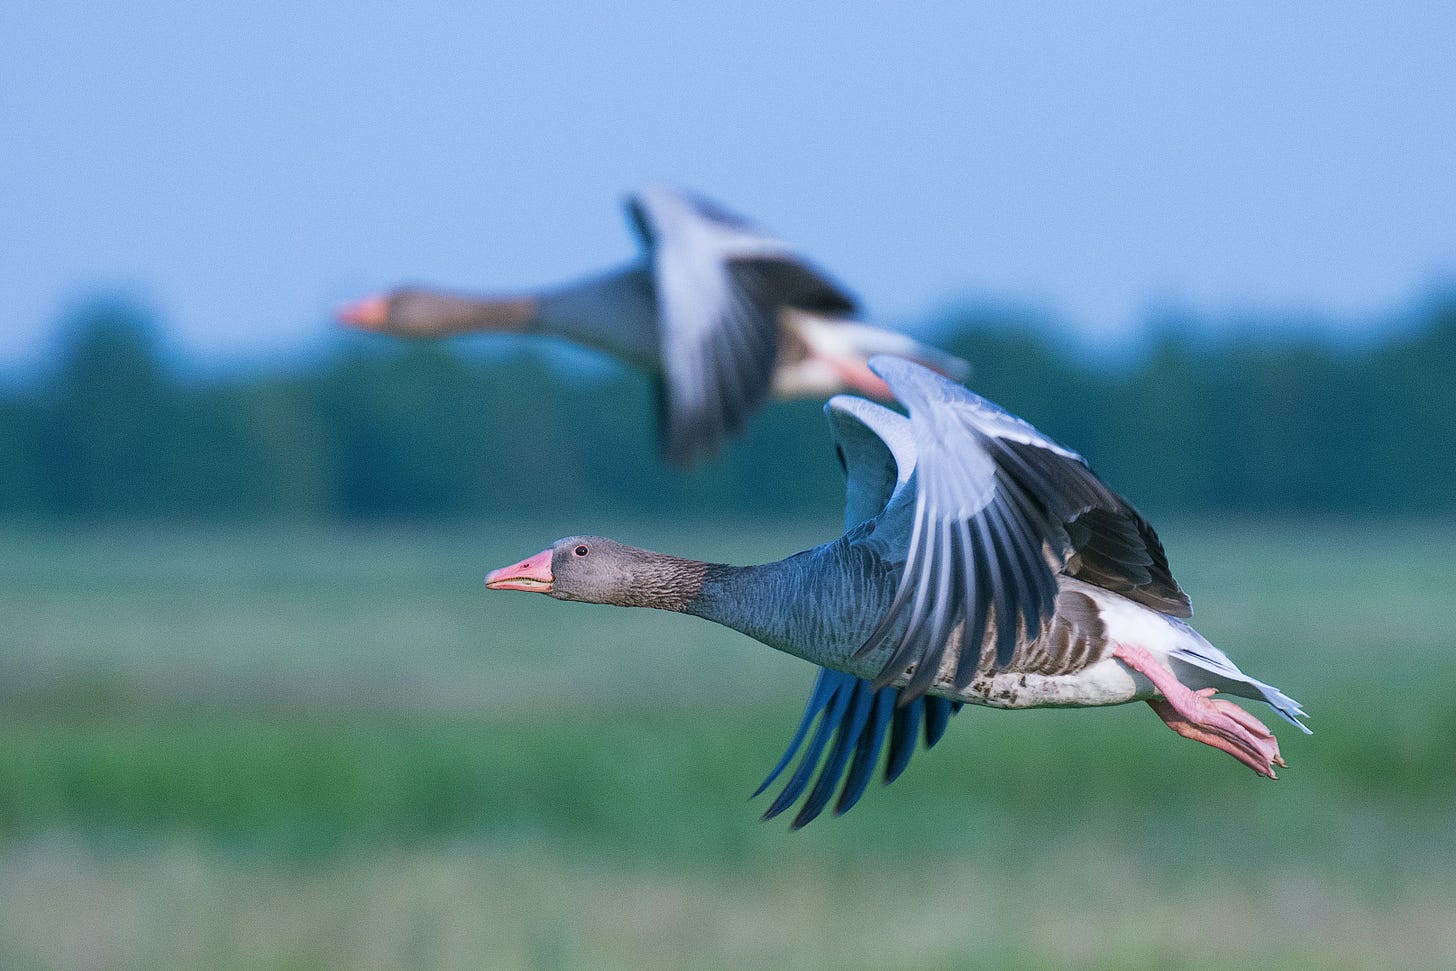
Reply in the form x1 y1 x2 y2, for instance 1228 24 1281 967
1167 641 1312 735
844 323 970 382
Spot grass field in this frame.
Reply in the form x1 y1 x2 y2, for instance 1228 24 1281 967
1 518 1453 970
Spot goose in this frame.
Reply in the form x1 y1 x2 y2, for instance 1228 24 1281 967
337 185 970 466
485 356 1309 827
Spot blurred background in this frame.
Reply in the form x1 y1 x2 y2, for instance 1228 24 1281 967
3 3 1455 969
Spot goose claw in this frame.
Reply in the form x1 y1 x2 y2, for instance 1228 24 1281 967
1114 643 1284 778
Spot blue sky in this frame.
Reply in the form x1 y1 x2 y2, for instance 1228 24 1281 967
4 2 1453 367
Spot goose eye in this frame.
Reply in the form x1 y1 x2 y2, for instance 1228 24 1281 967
574 545 590 557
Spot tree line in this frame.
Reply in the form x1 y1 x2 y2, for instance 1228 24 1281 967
1 298 1451 522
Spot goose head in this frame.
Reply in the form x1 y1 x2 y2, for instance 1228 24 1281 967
336 288 537 338
486 536 707 609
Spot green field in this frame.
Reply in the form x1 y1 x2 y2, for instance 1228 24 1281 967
1 519 1453 970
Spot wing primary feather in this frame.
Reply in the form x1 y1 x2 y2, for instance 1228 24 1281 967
836 688 897 815
867 516 941 691
791 679 875 828
873 532 943 698
903 519 959 699
984 498 1042 667
994 442 1067 501
931 516 970 682
761 676 852 821
1001 477 1062 610
753 670 837 798
1002 503 1051 663
990 495 1041 633
855 502 927 662
884 697 924 783
924 696 953 747
978 509 1018 668
951 517 988 691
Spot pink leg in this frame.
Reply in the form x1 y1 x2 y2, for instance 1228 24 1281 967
1113 643 1285 779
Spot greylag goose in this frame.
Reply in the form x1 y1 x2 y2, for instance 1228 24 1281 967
338 185 970 466
486 356 1309 827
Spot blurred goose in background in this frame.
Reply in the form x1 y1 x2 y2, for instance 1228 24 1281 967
338 185 970 466
486 356 1309 827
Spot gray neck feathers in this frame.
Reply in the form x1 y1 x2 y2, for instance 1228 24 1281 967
535 264 660 373
388 289 538 337
607 551 708 612
685 540 894 669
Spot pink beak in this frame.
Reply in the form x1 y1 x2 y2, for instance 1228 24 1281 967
485 547 554 593
336 294 390 330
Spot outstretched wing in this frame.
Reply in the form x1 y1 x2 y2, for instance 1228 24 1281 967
1063 505 1189 617
857 355 1189 700
754 668 960 829
628 185 857 466
753 395 956 828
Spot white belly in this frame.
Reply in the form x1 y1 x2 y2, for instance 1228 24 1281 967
953 656 1150 709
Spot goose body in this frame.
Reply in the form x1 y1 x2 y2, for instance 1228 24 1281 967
487 357 1308 826
339 185 969 465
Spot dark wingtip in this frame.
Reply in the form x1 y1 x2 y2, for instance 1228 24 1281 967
923 696 952 747
756 672 963 829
